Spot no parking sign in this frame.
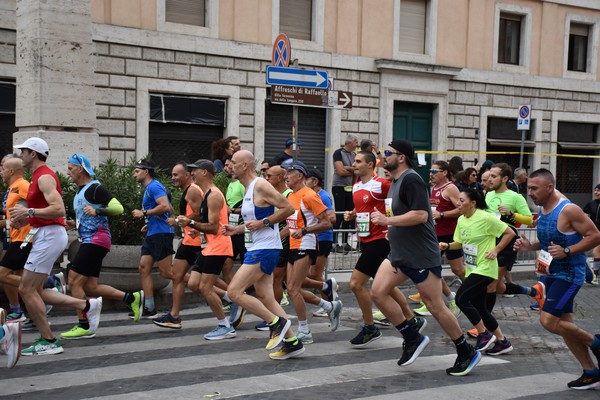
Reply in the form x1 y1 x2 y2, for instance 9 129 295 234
517 105 531 130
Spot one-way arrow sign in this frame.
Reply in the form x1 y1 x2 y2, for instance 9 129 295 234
266 65 329 89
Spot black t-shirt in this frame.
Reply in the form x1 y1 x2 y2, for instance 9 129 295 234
80 183 114 205
583 199 600 230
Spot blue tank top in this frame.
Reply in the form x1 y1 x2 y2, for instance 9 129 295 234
537 198 586 285
74 180 111 249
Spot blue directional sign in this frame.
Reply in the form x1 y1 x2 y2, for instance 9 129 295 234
266 65 329 89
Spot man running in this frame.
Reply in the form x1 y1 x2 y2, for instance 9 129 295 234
370 140 480 376
61 154 144 339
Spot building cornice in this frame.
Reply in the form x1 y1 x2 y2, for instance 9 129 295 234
376 59 462 77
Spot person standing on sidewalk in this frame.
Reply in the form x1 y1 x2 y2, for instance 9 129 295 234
514 168 600 390
370 140 480 376
132 159 174 318
61 154 144 339
332 134 358 253
583 183 600 282
440 188 515 355
11 138 102 356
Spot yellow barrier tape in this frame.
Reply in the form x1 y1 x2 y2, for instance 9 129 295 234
415 150 600 159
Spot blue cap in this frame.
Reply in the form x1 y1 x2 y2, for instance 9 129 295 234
285 138 304 147
282 160 308 176
68 153 95 176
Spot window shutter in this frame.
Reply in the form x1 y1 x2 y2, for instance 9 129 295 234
280 0 312 41
166 0 205 27
399 0 426 54
570 23 589 37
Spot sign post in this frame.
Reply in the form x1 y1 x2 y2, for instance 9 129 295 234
517 105 531 169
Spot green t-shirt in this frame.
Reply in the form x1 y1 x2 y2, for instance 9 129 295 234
226 180 245 208
454 209 509 279
485 189 531 229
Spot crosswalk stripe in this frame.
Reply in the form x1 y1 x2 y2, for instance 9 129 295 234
84 355 509 399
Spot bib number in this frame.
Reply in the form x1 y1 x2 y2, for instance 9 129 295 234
244 227 253 249
200 232 207 249
356 212 370 237
286 210 299 230
384 198 393 217
229 213 241 226
21 227 39 249
463 244 478 270
535 250 552 275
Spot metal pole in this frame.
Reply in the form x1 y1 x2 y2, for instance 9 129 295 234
519 129 525 169
292 106 298 160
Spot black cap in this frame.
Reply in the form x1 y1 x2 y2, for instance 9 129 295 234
595 183 600 190
187 159 215 175
282 160 308 176
135 159 156 170
388 140 415 167
306 168 324 186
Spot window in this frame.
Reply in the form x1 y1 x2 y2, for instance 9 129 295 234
498 13 521 65
568 23 589 72
165 0 205 27
486 117 533 170
399 0 427 54
279 0 312 41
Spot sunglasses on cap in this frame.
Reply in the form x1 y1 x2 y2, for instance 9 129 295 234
383 150 403 157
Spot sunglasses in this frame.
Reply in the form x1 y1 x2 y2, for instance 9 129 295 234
429 169 442 174
383 150 403 157
72 154 84 165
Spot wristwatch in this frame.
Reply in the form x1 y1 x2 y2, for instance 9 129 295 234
189 220 196 228
27 208 35 217
143 210 148 217
563 246 571 256
262 218 270 227
440 212 445 219
301 227 308 236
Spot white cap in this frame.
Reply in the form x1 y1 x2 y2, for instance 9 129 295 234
14 137 49 156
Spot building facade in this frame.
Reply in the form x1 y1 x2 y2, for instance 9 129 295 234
0 0 599 204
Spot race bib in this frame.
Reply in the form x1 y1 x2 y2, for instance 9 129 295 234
21 227 39 249
431 205 437 225
536 250 552 275
356 212 370 237
229 213 241 226
463 244 478 270
244 227 253 249
200 232 207 249
286 210 299 230
384 199 393 217
493 212 502 220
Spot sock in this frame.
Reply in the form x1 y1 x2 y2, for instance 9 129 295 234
0 326 5 341
453 335 471 356
123 293 134 305
298 319 309 334
46 337 57 343
584 368 600 377
9 304 21 314
319 299 333 312
79 319 90 330
284 336 298 344
591 336 600 350
505 282 529 295
268 316 280 326
365 324 377 331
145 297 155 311
593 258 600 274
82 300 91 313
218 318 231 328
396 320 418 342
222 292 232 303
447 291 456 301
486 293 496 313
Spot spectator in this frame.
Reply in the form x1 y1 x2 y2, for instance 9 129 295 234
360 138 383 167
477 159 494 183
211 138 234 172
332 134 359 253
583 183 600 282
260 160 270 178
509 167 528 195
449 156 464 183
227 136 241 153
456 167 482 193
270 138 303 167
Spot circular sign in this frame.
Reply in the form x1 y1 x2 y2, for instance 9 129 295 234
272 33 291 67
519 105 530 119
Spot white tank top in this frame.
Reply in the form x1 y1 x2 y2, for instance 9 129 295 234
241 178 282 251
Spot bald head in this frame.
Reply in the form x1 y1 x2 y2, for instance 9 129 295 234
233 149 254 164
4 157 23 173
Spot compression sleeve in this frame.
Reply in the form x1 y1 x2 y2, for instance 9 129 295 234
513 212 534 226
97 197 124 217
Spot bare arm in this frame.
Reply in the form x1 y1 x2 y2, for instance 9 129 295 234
486 226 516 259
334 160 353 177
194 192 223 235
11 174 65 221
550 205 600 259
372 208 429 227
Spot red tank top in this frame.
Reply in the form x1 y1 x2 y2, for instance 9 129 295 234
430 181 457 236
28 165 65 227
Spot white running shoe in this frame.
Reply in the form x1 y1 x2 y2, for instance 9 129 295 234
87 297 103 334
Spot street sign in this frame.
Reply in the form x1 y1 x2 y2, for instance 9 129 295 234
271 85 353 109
517 105 531 130
272 33 291 67
266 65 329 89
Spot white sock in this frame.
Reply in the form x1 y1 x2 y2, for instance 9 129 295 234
218 318 231 328
223 292 232 303
319 299 333 312
322 281 328 291
447 291 456 301
298 319 310 333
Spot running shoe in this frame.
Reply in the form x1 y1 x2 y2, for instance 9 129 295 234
313 307 327 317
446 348 482 376
269 337 305 360
60 325 95 340
485 339 514 356
530 302 540 311
591 334 600 367
21 337 64 356
327 300 343 332
323 277 338 302
222 302 232 312
152 312 182 329
474 330 496 352
567 372 600 390
204 325 236 341
130 290 144 322
297 331 314 344
448 299 461 317
7 311 26 323
1 321 21 368
408 293 421 302
54 271 67 294
501 294 515 298
280 291 289 306
398 334 429 366
129 307 158 320
87 297 103 335
349 325 382 347
592 274 599 286
373 310 392 327
532 281 546 309
265 317 291 350
229 303 246 329
413 302 432 316
255 321 269 331
466 327 479 338
0 308 4 325
412 316 428 334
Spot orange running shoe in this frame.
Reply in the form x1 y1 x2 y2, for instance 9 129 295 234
532 281 546 310
408 293 422 302
466 327 479 338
